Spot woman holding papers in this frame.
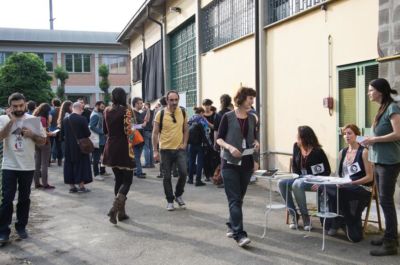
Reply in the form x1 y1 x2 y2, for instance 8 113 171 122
278 126 331 231
216 86 259 247
33 103 55 189
361 78 400 256
325 124 372 242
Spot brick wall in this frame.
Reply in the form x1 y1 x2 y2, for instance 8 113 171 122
378 0 400 89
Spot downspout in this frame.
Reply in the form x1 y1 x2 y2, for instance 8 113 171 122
257 0 268 169
195 0 202 105
147 6 166 96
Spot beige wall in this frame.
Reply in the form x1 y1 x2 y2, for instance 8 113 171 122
265 0 379 172
201 36 255 107
166 0 196 34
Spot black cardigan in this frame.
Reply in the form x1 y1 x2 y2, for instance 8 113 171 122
292 143 331 176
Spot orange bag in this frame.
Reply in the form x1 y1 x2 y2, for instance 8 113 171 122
133 130 144 146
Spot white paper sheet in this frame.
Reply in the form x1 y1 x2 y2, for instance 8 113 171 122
242 148 254 156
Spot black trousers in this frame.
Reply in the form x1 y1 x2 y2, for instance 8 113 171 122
112 168 133 196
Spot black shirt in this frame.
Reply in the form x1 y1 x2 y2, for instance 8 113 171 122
292 143 331 176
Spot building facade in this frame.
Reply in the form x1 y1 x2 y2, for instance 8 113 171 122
119 0 383 172
0 28 131 105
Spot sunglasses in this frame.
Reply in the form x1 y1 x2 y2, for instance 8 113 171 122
170 113 176 123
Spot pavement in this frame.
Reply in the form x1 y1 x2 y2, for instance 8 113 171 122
0 164 399 265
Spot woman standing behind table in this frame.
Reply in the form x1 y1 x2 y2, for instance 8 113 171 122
362 78 400 256
102 87 136 224
278 126 331 231
33 103 56 189
216 86 259 247
325 124 373 242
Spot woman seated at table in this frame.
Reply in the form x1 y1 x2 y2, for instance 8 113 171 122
278 125 331 231
325 124 373 242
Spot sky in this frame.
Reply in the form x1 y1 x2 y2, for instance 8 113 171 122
0 0 144 33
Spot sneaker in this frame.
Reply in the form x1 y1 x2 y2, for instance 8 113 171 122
94 175 105 181
166 203 175 211
16 229 28 239
0 234 9 244
175 196 186 208
43 184 55 189
69 187 78 193
327 228 337 236
237 236 251 247
302 214 312 231
195 181 206 187
187 179 193 184
289 214 299 230
204 177 211 182
250 175 257 183
226 228 234 238
78 187 91 193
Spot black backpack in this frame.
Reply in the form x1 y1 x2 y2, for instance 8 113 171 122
188 122 203 145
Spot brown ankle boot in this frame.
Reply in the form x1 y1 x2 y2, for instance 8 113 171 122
107 193 125 224
118 196 130 221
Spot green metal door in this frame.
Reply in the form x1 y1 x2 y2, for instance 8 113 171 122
338 62 379 150
169 18 196 116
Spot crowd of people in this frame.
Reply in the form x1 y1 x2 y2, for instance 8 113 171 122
0 78 399 256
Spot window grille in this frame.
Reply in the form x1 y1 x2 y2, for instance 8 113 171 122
201 0 255 53
265 0 326 25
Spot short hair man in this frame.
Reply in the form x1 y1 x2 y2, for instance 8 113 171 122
89 101 107 181
152 91 189 211
0 93 46 244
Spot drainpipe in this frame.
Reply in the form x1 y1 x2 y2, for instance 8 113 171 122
195 0 202 105
147 6 166 96
257 0 268 169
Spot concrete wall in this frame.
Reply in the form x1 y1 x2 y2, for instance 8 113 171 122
265 0 379 172
166 0 196 34
378 0 400 89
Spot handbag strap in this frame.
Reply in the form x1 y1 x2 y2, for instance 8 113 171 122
67 116 79 144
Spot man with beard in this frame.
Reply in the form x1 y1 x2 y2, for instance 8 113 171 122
89 101 107 181
0 93 46 245
152 91 188 211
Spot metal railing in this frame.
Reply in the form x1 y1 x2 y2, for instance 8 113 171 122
265 0 326 25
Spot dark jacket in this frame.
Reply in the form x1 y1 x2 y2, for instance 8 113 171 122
62 113 91 163
292 143 331 176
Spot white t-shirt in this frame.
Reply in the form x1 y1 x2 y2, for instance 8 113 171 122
0 114 46 171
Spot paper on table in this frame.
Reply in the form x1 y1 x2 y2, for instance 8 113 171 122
242 148 254 156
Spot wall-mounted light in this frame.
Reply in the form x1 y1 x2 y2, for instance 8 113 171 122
169 7 181 14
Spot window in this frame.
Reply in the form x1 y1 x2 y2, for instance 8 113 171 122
0 52 12 66
100 55 128 74
266 0 326 25
131 54 142 82
201 0 255 53
64 54 91 73
37 53 54 72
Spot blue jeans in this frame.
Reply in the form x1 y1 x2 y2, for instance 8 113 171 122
160 149 187 203
134 144 144 175
222 167 252 240
188 144 204 183
143 130 154 167
278 177 313 215
0 170 34 236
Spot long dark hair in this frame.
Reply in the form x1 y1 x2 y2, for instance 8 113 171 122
58 100 72 128
370 78 398 127
298 126 321 149
33 103 51 119
112 87 127 107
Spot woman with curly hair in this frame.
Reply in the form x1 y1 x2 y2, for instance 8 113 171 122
103 87 136 224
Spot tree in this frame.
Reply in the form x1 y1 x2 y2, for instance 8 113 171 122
0 52 53 106
99 64 110 105
54 65 69 101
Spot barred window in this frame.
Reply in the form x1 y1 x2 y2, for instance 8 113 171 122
65 54 91 73
201 0 255 53
266 0 326 25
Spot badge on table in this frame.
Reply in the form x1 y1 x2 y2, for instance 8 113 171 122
311 163 325 175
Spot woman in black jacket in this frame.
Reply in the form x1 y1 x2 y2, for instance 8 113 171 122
278 126 331 231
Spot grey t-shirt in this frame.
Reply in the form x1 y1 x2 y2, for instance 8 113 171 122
369 102 400 164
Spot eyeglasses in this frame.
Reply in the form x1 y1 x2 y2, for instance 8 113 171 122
170 113 176 123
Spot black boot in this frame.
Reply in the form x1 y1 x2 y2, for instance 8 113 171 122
370 239 398 256
371 237 399 246
118 195 129 221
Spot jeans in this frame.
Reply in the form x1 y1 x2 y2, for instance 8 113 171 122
160 149 187 203
112 168 133 196
278 177 313 215
92 145 106 176
188 144 204 183
134 144 144 175
143 130 154 167
222 167 252 240
375 163 400 240
0 170 34 236
50 136 63 160
33 142 51 186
